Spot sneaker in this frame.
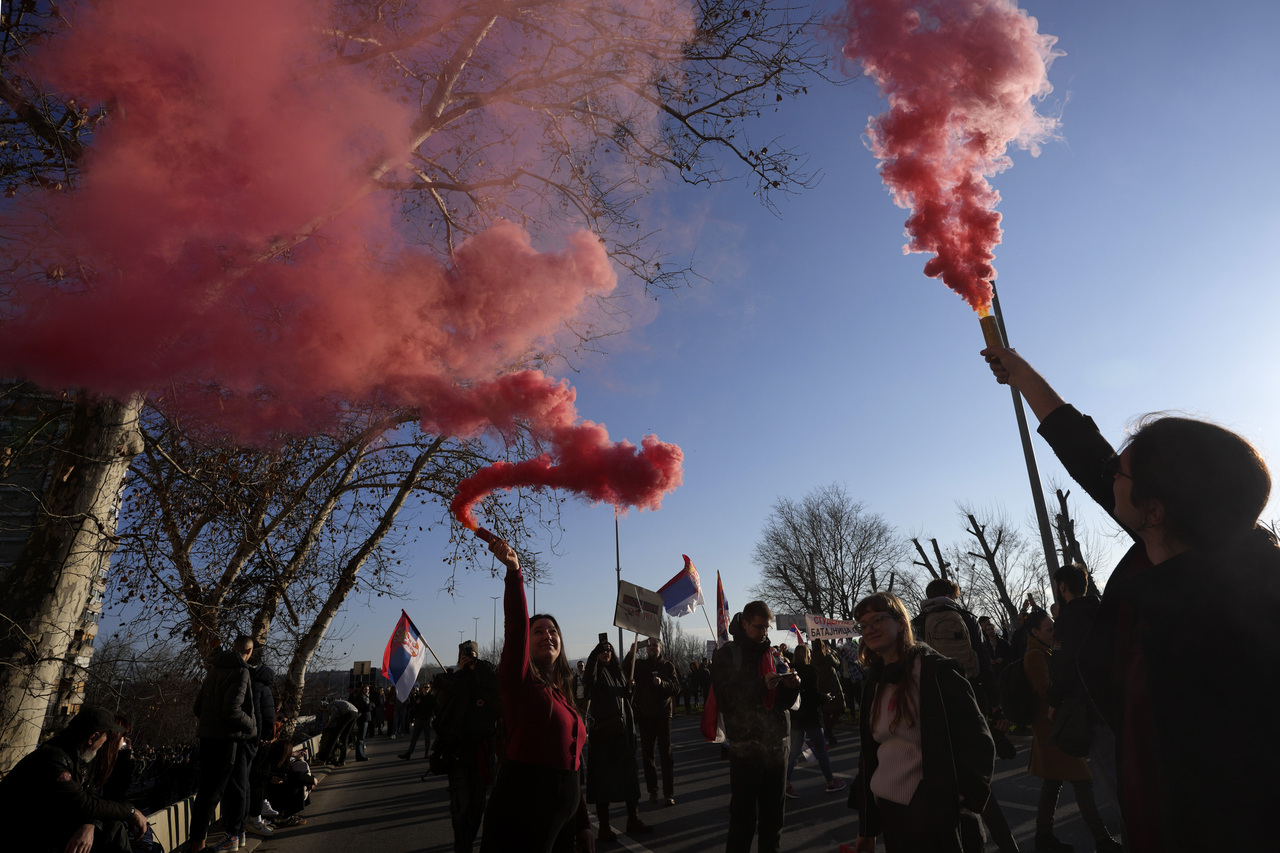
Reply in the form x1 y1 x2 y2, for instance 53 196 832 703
261 801 279 818
826 779 848 793
245 817 274 838
785 784 800 799
664 797 676 807
275 815 308 828
212 835 241 852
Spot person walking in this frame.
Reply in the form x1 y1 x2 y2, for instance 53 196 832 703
1022 611 1120 853
784 644 846 797
586 639 650 841
400 682 436 760
433 642 501 853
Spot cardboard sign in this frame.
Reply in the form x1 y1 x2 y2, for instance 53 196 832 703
805 614 858 641
614 582 664 636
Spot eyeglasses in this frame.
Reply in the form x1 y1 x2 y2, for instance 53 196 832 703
745 620 770 633
853 613 897 635
1104 454 1134 481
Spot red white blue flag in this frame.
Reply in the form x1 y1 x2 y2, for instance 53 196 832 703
658 555 705 618
382 610 428 702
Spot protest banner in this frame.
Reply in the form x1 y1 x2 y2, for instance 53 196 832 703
805 613 858 642
614 582 664 637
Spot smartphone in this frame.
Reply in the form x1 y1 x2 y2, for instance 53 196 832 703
598 632 609 644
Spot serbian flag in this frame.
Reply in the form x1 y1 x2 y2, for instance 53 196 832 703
716 572 730 647
382 610 429 702
659 555 704 617
785 622 806 649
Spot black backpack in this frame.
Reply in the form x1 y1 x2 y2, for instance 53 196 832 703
997 655 1037 726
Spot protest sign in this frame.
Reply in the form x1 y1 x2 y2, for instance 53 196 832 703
614 582 663 636
805 613 858 642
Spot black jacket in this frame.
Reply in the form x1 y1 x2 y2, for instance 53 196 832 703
251 665 276 740
194 649 256 740
711 618 800 759
0 731 135 853
1044 595 1098 711
623 651 681 718
851 646 993 839
1041 404 1280 852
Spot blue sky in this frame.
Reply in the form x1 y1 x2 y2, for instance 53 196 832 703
107 0 1280 669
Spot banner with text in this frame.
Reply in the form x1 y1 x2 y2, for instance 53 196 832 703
615 582 664 637
805 614 858 642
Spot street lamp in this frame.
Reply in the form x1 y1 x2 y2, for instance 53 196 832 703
458 629 464 645
490 596 500 648
472 616 480 642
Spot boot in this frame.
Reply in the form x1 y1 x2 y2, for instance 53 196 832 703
1068 780 1121 853
1036 780 1072 853
625 802 652 835
595 804 616 842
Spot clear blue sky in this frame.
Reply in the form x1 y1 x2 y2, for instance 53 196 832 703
111 1 1280 669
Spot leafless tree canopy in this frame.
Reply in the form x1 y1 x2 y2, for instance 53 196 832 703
750 483 909 621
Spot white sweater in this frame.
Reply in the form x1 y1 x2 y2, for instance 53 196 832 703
869 656 923 806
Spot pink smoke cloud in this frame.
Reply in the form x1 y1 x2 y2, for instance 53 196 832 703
0 0 683 520
838 0 1061 310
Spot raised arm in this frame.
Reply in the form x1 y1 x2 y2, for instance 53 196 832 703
491 538 529 689
980 346 1067 422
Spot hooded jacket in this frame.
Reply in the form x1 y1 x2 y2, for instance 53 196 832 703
194 649 256 740
251 664 276 740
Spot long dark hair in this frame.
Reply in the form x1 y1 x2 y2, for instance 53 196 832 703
585 639 624 686
529 613 574 699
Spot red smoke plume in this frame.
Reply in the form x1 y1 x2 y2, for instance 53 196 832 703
0 0 683 523
838 0 1061 310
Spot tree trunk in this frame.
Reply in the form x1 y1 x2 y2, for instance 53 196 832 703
0 392 142 775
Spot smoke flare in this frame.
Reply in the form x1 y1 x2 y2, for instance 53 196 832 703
838 0 1061 310
0 0 684 523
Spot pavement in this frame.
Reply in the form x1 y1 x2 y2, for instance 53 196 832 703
248 715 1123 852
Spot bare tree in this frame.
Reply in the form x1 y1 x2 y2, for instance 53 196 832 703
0 0 838 767
750 483 909 621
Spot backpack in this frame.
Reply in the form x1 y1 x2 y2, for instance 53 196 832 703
997 655 1037 726
913 609 979 679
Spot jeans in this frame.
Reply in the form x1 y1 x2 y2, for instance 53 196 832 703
356 719 368 759
786 726 833 783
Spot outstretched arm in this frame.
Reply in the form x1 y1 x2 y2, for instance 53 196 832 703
981 346 1068 422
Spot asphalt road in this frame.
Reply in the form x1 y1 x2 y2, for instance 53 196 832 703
255 714 1122 852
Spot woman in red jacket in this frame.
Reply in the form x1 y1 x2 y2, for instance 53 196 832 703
480 536 594 853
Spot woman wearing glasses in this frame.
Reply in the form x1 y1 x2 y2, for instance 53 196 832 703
847 592 993 853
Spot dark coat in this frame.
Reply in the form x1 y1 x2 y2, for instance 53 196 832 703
789 661 824 730
852 646 993 840
0 731 135 853
1024 635 1089 781
251 664 276 740
623 651 681 718
1044 595 1099 711
584 645 640 804
710 620 800 760
194 649 256 740
1041 404 1280 852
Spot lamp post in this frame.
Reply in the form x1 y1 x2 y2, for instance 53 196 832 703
472 616 480 643
490 596 500 648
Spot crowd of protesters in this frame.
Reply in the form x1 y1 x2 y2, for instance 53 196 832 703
10 340 1279 853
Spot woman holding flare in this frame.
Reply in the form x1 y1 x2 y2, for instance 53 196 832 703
479 536 594 853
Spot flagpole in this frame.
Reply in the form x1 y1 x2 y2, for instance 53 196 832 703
615 514 624 653
404 610 446 671
701 605 717 643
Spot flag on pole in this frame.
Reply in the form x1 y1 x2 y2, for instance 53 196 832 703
658 555 704 617
382 610 429 702
715 571 730 648
785 622 806 649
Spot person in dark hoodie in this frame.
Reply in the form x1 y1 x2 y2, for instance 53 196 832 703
984 345 1280 853
191 634 258 852
711 601 801 853
0 705 146 853
245 663 277 838
848 592 993 853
